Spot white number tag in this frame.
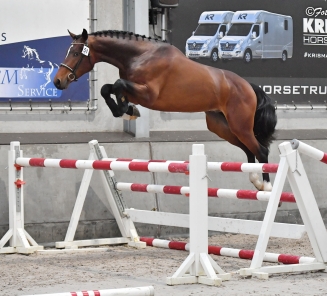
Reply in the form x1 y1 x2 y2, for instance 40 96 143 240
82 45 90 56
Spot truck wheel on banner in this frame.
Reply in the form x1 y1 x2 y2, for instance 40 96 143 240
243 49 252 63
210 49 219 63
281 50 287 62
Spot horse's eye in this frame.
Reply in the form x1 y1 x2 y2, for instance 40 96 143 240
73 52 79 57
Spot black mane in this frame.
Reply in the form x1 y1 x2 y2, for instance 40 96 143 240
75 30 167 43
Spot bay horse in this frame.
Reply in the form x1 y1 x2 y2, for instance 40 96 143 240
53 29 277 191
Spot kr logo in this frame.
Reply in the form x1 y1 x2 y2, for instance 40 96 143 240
205 14 214 20
238 13 247 20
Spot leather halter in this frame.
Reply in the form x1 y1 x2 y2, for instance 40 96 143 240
60 41 90 82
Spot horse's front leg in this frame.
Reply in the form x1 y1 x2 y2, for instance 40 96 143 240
100 81 141 119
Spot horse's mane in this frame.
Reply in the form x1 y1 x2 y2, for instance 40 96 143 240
75 30 167 43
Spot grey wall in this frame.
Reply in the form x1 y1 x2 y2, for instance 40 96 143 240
0 0 326 135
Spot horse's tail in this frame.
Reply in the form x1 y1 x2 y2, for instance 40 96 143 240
250 83 277 149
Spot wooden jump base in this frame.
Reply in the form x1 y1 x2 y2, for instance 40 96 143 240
140 237 315 265
22 286 155 296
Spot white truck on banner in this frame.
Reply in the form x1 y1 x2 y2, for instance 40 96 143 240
185 11 234 62
219 10 293 63
0 0 89 103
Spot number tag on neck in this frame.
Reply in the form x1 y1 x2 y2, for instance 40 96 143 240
82 45 90 56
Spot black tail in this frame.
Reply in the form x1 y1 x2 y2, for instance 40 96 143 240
250 83 277 149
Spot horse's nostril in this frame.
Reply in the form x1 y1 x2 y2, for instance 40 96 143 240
54 79 61 89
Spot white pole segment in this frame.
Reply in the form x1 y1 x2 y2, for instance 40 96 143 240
291 139 325 161
22 286 155 296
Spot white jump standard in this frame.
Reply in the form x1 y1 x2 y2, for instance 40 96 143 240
1 140 146 254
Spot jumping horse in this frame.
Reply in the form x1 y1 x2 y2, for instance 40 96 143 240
53 29 277 191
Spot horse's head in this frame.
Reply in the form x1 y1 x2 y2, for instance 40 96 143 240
53 29 94 90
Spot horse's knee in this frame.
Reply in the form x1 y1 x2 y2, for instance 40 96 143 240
112 79 124 93
100 84 113 98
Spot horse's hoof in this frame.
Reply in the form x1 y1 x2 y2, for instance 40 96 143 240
121 114 138 120
126 105 141 117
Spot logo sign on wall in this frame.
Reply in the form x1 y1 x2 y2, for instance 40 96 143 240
170 0 327 104
0 0 89 103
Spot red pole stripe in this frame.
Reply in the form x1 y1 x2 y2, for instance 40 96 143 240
208 188 218 197
167 163 189 173
239 249 255 260
129 162 150 172
70 293 78 296
280 192 296 203
82 292 89 296
321 153 327 164
115 158 134 161
169 241 187 250
163 185 183 195
236 190 259 200
131 183 148 192
29 158 46 167
92 160 112 170
94 291 101 296
220 162 243 172
59 159 77 169
208 245 222 255
262 163 279 173
278 254 300 264
140 237 155 246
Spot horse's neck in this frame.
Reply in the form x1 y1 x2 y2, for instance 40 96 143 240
90 36 148 70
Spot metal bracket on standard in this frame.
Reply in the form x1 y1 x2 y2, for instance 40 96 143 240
92 141 127 217
90 140 145 249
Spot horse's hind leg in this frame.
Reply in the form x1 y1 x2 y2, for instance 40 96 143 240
205 111 266 190
225 112 272 191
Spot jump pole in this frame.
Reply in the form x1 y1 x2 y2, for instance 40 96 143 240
140 237 316 264
115 182 296 203
22 286 155 296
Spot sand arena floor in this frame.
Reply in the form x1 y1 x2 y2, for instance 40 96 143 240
1 233 327 296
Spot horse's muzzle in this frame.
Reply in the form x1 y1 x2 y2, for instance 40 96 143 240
53 78 64 90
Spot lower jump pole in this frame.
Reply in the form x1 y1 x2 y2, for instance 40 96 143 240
141 237 315 265
116 182 296 203
22 286 155 296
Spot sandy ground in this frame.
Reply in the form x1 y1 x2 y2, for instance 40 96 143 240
1 233 327 296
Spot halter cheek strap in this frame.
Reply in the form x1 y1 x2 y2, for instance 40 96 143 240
60 41 90 82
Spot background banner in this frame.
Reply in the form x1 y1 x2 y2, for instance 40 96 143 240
0 0 89 103
169 0 327 104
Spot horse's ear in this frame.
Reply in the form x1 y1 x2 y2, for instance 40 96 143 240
82 29 88 41
67 30 76 39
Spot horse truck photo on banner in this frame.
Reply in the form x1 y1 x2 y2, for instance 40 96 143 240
169 0 327 105
0 0 89 105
